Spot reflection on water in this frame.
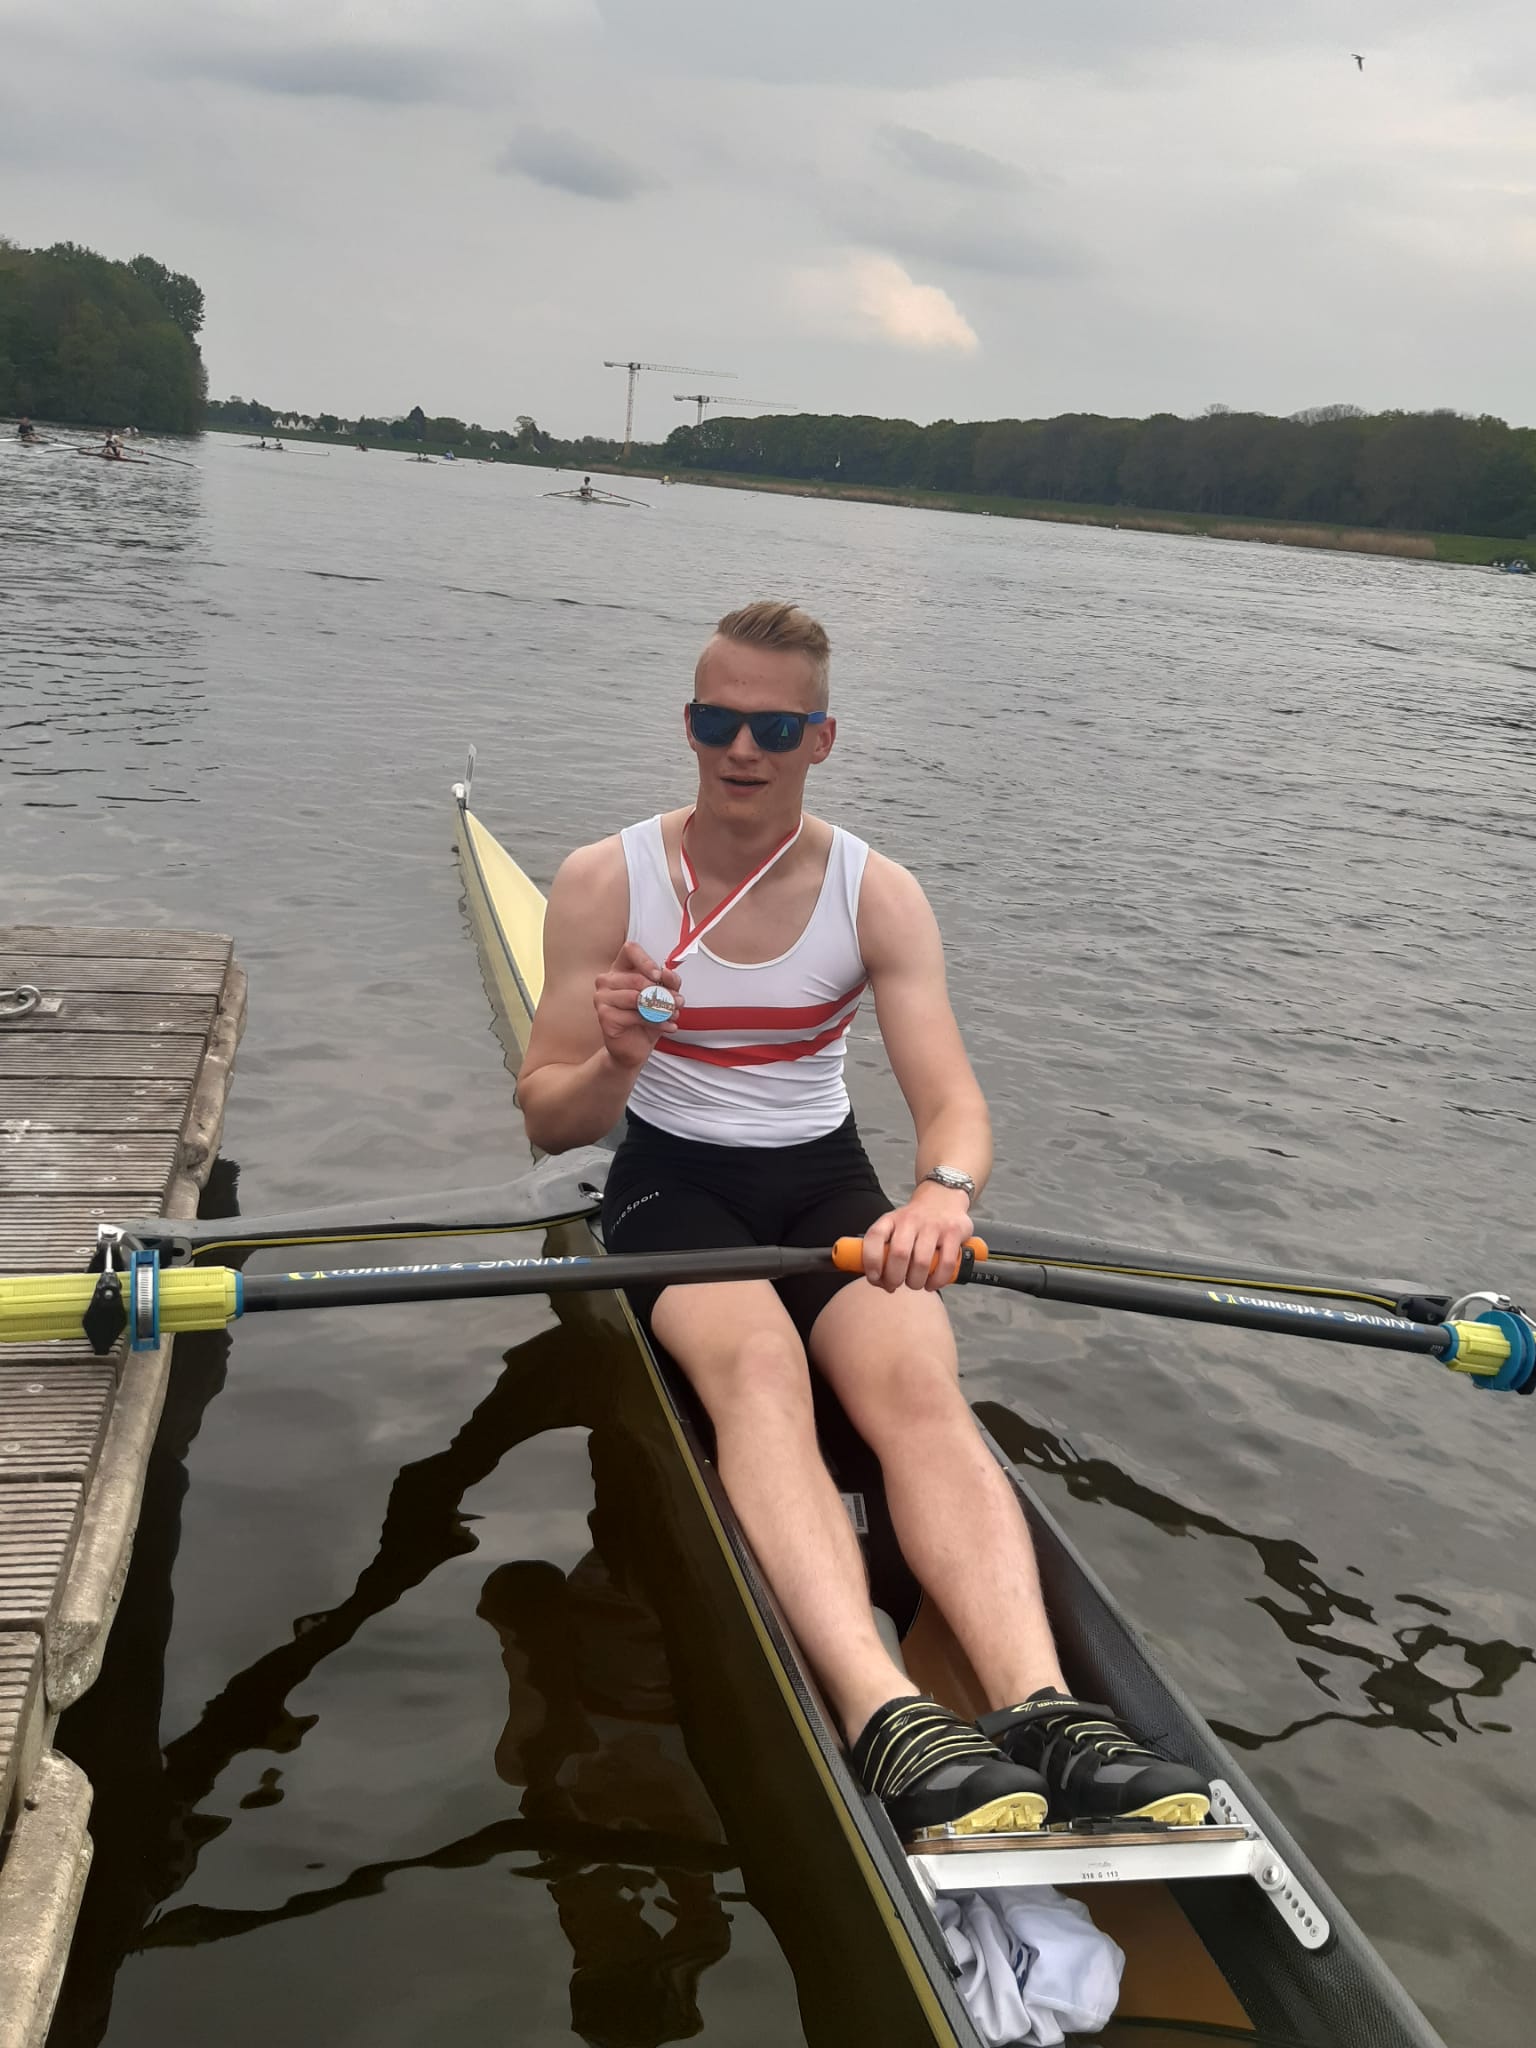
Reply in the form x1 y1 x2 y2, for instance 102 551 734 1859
11 433 1535 2048
977 1402 1534 1750
59 1295 747 2047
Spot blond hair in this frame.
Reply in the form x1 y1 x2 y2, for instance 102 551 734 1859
713 600 831 710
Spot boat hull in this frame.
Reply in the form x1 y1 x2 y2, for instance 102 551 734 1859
452 791 1447 2048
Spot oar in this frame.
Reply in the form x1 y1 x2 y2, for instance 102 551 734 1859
963 1258 1535 1391
976 1222 1446 1319
3 1241 1531 1391
135 446 198 470
103 1144 609 1263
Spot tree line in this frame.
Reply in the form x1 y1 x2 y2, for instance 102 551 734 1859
661 403 1536 540
213 390 1536 539
0 240 206 434
205 395 624 467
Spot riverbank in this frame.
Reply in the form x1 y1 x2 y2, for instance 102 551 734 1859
661 469 1534 571
197 428 1532 572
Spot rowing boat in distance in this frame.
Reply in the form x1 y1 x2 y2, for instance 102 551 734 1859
451 765 1449 2048
544 483 651 508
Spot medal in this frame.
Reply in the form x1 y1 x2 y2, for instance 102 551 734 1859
637 984 680 1025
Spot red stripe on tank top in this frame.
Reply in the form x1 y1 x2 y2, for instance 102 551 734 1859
654 1012 860 1068
674 980 866 1033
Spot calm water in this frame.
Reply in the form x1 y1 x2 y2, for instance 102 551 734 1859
4 434 1534 2046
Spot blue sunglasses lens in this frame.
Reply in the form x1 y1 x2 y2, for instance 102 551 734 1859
750 712 805 751
689 703 816 752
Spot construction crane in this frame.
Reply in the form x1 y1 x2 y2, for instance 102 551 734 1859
603 361 733 456
675 394 797 428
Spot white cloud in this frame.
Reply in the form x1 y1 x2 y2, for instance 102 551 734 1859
792 254 980 354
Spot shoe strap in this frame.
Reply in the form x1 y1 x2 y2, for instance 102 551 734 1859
996 1696 1158 1758
852 1696 1000 1800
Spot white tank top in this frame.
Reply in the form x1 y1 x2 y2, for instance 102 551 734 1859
621 815 870 1146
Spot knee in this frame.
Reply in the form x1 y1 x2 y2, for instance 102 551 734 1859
849 1350 965 1443
702 1329 813 1431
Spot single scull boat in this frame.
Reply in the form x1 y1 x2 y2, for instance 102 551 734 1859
451 768 1448 2048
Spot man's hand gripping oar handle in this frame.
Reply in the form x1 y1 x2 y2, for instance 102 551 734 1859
831 1236 989 1286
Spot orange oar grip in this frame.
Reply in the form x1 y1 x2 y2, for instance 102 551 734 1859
830 1235 989 1282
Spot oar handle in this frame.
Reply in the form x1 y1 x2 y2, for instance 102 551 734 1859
832 1236 988 1284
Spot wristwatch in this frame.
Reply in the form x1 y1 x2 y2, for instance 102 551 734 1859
921 1165 977 1198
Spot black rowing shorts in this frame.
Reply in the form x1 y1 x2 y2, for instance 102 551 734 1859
601 1112 892 1344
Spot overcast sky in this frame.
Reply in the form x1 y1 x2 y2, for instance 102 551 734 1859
5 0 1535 436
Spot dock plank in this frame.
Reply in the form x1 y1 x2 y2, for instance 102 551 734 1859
0 1080 190 1130
0 926 231 961
0 1368 114 1483
0 993 215 1036
0 1633 44 1827
0 1034 204 1079
0 1485 83 1633
0 956 229 999
0 1136 181 1195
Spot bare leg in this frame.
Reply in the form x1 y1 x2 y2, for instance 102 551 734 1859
651 1278 916 1740
809 1281 1068 1709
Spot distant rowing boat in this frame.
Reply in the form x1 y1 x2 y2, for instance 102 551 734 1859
544 486 650 509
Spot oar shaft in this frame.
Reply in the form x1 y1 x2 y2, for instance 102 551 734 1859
243 1242 836 1314
972 1262 1451 1354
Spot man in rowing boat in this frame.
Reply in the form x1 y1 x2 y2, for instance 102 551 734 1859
16 417 40 443
518 601 1210 1840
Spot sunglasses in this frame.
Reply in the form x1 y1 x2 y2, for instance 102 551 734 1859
687 702 828 753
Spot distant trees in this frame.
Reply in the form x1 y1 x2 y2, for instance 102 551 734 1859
206 395 276 429
202 395 616 465
662 406 1536 539
0 241 206 432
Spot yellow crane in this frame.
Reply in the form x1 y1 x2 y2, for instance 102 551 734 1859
603 360 733 455
675 394 797 428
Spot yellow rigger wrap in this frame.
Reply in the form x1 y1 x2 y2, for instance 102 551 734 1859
0 1268 240 1348
1442 1319 1515 1378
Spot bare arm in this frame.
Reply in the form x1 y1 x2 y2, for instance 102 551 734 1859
857 852 993 1289
517 838 680 1153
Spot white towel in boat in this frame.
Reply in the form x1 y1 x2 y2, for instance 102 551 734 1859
932 1886 1123 2046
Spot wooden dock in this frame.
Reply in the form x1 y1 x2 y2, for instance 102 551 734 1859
0 926 245 2048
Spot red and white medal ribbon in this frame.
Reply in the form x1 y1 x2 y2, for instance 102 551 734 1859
669 812 805 970
637 813 804 1023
